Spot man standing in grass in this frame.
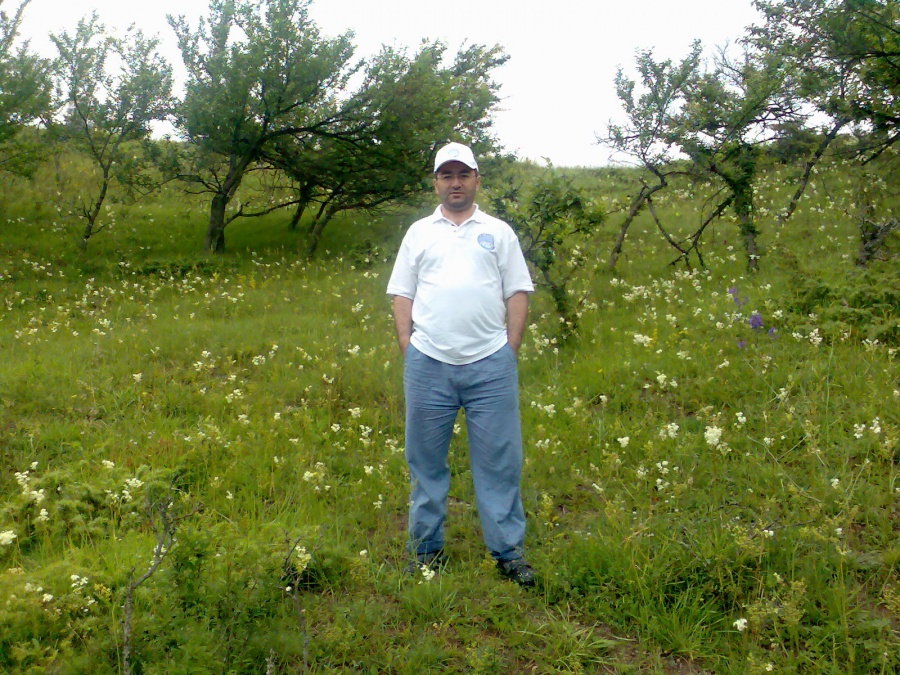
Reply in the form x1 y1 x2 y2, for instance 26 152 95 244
386 141 535 587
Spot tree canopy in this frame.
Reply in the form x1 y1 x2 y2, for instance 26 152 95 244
170 0 508 253
51 14 173 246
0 0 51 175
599 0 899 270
751 0 900 159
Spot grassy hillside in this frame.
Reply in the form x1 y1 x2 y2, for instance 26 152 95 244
1 166 898 673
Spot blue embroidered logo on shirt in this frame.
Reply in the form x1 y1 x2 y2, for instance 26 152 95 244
477 233 495 251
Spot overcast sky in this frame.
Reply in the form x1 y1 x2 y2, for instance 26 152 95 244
17 0 761 167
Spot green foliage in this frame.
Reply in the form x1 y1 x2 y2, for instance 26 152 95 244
752 0 900 158
50 14 173 247
600 41 802 271
267 40 509 258
169 0 508 254
0 0 52 175
786 267 900 345
489 166 604 339
603 42 703 170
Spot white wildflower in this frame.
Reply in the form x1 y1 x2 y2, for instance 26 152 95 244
704 426 723 448
870 417 882 435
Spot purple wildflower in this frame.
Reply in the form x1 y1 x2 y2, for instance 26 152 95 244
748 312 764 330
728 286 748 308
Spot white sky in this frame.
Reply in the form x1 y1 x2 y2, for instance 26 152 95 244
17 0 761 167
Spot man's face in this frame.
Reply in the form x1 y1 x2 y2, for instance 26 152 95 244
433 160 480 214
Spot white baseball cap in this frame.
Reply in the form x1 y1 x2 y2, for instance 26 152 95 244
433 142 478 173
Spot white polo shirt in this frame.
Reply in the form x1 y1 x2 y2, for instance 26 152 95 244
387 205 534 365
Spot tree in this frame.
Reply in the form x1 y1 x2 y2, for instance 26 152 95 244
261 41 508 257
170 0 359 252
171 0 508 254
0 0 51 175
599 43 702 269
489 167 604 340
754 0 900 155
750 0 899 259
750 0 900 222
603 43 798 271
673 48 798 270
52 15 173 247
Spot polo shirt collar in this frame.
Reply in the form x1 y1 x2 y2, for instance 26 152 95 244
431 204 483 227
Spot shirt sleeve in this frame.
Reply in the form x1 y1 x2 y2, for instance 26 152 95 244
386 233 418 299
501 229 534 298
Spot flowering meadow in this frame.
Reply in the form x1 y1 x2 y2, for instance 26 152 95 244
1 169 898 673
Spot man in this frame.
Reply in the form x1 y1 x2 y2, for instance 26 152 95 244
386 141 535 587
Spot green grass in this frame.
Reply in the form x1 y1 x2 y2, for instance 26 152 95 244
0 164 898 673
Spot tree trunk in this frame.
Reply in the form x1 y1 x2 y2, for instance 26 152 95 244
608 214 633 271
78 220 94 251
205 192 229 252
609 181 665 269
734 189 759 272
857 217 898 266
723 145 760 272
304 205 337 259
79 170 110 250
202 148 259 252
740 215 759 272
288 183 314 231
288 201 305 231
550 282 576 342
54 152 63 189
778 118 848 226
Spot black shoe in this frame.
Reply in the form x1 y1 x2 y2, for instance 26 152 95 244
402 549 447 577
497 557 535 587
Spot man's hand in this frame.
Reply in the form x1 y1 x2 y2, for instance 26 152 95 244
505 291 529 356
391 295 414 355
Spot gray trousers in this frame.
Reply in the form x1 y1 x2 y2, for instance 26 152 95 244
403 343 526 562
